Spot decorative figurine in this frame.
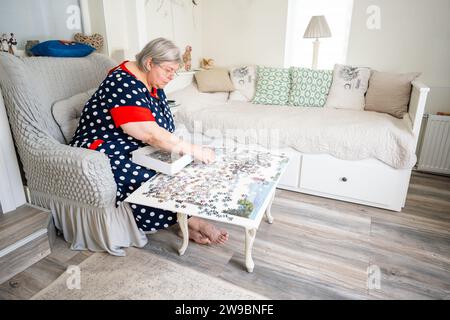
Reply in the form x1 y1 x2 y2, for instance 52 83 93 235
8 33 17 54
200 58 215 70
1 34 9 53
8 33 17 55
182 45 192 71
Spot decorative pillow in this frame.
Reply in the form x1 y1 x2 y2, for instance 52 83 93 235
229 66 256 101
30 40 96 58
324 64 371 111
364 70 421 119
289 67 333 107
252 66 290 105
194 68 235 93
52 89 96 143
74 33 104 51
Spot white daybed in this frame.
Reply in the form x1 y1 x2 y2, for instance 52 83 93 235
168 81 430 212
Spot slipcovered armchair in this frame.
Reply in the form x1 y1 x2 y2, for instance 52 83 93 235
0 53 147 255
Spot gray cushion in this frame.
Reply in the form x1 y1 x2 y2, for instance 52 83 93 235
52 89 96 143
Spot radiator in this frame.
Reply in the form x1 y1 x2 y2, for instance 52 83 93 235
417 115 450 175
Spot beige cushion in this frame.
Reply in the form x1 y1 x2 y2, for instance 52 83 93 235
52 89 96 143
194 68 235 93
365 71 421 119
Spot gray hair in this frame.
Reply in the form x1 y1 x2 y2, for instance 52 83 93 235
135 38 182 72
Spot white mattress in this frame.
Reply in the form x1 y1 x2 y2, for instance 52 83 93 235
169 85 417 169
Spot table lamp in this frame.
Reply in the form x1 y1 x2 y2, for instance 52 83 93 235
303 15 332 69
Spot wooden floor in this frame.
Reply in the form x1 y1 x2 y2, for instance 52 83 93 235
1 171 449 300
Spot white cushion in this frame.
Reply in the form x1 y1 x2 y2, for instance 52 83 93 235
229 66 256 102
52 89 96 143
324 64 371 111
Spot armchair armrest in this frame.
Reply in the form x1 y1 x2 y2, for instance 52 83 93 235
409 81 430 139
27 139 117 208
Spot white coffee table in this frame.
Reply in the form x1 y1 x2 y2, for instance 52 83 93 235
125 147 289 272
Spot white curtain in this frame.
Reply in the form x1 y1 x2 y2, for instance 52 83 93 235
284 0 354 70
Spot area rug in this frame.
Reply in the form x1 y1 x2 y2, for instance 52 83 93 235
31 247 267 300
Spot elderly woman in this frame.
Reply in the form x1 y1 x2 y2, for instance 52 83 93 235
69 38 228 245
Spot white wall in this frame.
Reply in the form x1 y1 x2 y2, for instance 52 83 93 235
346 0 450 114
86 0 202 65
102 0 129 61
145 0 203 69
202 0 289 67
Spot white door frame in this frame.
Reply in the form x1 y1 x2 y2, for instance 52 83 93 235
0 88 26 213
79 0 92 35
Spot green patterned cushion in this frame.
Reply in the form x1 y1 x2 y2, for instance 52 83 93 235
289 67 333 107
252 66 290 105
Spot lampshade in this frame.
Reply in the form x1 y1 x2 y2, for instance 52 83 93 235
303 15 332 39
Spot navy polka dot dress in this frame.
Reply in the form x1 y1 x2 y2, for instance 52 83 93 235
69 61 178 233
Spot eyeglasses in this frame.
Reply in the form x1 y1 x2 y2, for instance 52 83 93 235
155 64 179 78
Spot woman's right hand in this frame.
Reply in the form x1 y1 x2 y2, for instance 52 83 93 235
121 121 216 164
192 145 215 164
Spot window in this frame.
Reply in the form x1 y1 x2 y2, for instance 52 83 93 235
0 0 83 49
284 0 354 70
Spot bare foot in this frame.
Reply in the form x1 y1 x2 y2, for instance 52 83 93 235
188 217 229 244
178 228 211 245
199 223 229 244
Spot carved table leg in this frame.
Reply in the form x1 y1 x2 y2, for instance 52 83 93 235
265 190 275 224
245 228 257 273
177 213 189 256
